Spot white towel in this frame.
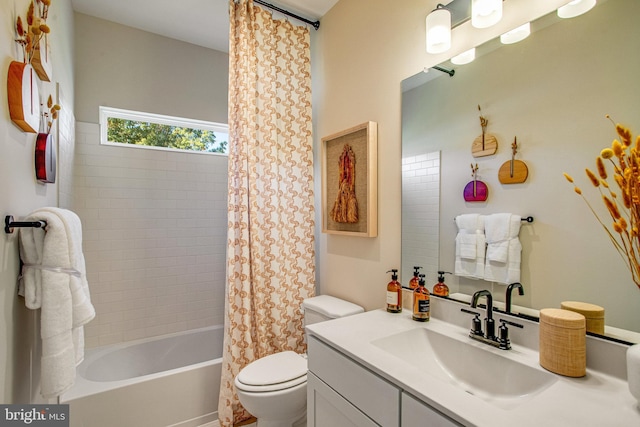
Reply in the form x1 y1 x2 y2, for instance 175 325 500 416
484 213 522 284
18 208 95 398
455 214 485 279
458 234 477 259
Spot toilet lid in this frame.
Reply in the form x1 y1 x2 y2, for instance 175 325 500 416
237 351 307 387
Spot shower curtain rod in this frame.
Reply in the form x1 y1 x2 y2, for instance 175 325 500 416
254 0 321 30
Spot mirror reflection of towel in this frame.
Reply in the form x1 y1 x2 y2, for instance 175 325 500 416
455 214 485 279
458 234 477 259
484 214 522 284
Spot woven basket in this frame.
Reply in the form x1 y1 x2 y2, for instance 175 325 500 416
539 308 586 377
560 301 605 335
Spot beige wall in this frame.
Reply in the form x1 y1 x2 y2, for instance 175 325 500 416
74 13 229 124
313 0 579 312
0 0 75 403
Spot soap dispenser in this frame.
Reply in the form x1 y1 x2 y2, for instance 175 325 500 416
409 266 422 290
433 271 451 297
412 274 430 322
386 269 402 313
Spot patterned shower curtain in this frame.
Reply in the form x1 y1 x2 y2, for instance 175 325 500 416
217 1 315 425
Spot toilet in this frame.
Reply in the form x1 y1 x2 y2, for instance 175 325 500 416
234 295 364 427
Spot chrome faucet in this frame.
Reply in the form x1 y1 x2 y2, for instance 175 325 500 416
505 282 524 314
471 289 495 340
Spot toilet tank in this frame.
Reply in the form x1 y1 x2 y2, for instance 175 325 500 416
302 295 364 326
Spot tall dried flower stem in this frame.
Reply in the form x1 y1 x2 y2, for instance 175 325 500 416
565 116 640 289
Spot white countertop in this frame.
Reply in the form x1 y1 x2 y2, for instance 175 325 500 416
306 308 640 427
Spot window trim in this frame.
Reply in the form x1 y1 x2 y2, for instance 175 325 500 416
99 106 229 156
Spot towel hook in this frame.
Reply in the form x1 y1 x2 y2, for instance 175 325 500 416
4 215 47 234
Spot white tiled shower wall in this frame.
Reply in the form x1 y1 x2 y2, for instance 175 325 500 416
401 152 440 283
73 122 227 348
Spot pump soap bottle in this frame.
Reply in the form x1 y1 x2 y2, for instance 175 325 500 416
412 274 430 322
386 269 402 313
433 271 451 297
409 266 422 290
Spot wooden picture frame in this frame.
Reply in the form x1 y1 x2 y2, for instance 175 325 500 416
321 121 378 237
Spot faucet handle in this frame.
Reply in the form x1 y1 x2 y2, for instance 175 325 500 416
500 319 524 329
498 319 524 350
461 308 483 336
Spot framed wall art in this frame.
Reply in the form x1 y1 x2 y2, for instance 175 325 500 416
321 121 378 237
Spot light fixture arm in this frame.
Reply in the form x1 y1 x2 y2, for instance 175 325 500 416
432 66 455 77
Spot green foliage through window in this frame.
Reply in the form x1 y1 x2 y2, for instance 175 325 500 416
100 107 228 155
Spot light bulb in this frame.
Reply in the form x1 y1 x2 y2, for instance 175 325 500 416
500 22 531 44
426 8 451 54
558 0 597 18
472 0 503 29
451 48 476 65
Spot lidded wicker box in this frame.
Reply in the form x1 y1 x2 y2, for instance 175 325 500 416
539 308 586 377
560 301 605 335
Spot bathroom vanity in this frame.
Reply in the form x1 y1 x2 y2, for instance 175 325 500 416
306 297 639 426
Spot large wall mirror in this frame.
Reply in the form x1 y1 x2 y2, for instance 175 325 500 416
401 0 640 342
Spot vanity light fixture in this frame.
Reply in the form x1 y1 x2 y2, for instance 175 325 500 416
557 0 596 19
426 4 452 54
451 47 476 65
471 0 503 29
500 22 530 44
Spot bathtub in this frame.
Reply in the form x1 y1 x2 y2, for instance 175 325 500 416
61 325 223 427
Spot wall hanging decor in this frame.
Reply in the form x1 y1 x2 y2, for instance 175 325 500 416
322 121 378 237
35 132 56 183
472 105 498 157
463 163 489 202
8 0 54 132
35 94 60 183
7 61 40 133
498 137 529 184
31 31 52 82
30 0 53 81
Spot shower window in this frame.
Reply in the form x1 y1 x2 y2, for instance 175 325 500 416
99 106 229 155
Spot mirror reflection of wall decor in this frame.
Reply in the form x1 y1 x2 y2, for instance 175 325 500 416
322 121 378 237
463 163 488 202
472 105 497 157
498 137 528 184
401 0 640 339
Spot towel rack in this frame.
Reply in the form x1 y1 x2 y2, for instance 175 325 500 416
454 216 534 223
4 215 47 234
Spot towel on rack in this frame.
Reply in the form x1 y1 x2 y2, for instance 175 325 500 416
454 214 485 279
484 213 522 284
18 207 95 398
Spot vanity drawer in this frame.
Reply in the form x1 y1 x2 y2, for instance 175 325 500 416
308 336 400 427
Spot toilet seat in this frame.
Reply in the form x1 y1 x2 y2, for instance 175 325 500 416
235 351 308 393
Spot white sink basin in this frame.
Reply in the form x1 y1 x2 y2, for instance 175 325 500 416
371 326 557 409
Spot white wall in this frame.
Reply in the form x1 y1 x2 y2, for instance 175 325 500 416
402 0 640 332
73 14 230 347
0 0 75 404
312 0 593 312
74 13 229 124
